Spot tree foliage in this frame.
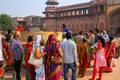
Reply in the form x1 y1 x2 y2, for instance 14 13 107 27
0 14 13 31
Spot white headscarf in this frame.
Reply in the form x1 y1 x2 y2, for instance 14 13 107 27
32 35 42 52
0 34 4 61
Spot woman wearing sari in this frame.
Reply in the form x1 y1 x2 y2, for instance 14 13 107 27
24 35 35 80
104 36 116 71
3 35 14 72
45 34 63 80
33 35 46 80
78 38 89 77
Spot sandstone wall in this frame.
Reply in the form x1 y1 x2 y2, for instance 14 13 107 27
20 31 63 44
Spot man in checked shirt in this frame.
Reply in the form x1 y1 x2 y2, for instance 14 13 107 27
10 31 24 80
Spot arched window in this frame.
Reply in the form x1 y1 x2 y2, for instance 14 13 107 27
76 10 79 15
81 10 83 15
68 12 71 16
81 23 83 29
86 9 88 14
61 13 63 16
99 22 105 30
72 11 75 16
64 12 67 16
85 23 88 29
90 23 94 29
76 24 79 32
68 24 70 29
51 13 54 17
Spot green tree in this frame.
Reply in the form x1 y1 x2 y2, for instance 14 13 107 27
0 14 13 31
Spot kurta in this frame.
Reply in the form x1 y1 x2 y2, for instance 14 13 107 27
96 48 106 69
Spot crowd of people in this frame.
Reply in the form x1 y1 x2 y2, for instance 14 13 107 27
0 24 119 80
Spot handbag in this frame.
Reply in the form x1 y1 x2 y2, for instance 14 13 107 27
111 58 116 67
28 51 43 67
51 54 62 65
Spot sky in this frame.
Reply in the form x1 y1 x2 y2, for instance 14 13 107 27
0 0 90 17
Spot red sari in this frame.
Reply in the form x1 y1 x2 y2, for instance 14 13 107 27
106 42 116 59
24 42 35 80
104 41 116 72
3 41 14 71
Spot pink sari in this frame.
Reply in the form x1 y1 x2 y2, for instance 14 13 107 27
45 34 62 80
49 63 62 80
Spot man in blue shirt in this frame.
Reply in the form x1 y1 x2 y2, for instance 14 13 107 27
61 32 79 80
62 24 70 33
10 31 24 80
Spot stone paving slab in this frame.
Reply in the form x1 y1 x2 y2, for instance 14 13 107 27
4 58 120 80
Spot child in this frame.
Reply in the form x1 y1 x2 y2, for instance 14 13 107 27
0 61 5 80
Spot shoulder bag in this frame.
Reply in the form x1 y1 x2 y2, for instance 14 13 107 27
28 47 43 67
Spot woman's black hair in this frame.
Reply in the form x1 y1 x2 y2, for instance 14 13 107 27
98 36 106 47
109 36 114 42
5 34 11 42
79 31 83 35
94 29 99 33
27 35 33 42
89 30 93 33
40 40 44 46
62 24 66 28
66 32 72 39
7 29 12 34
0 61 4 68
83 38 87 43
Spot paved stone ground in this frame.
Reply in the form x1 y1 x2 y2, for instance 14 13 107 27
4 58 120 80
77 58 120 80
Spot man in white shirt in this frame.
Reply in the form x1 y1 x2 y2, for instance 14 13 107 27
103 31 109 43
61 32 67 43
61 32 78 80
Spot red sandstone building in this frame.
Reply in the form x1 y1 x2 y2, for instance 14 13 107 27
43 0 120 34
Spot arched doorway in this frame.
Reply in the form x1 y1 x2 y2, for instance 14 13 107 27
76 24 79 33
108 8 120 35
99 22 105 30
72 24 74 32
85 23 88 31
81 23 83 31
90 23 94 29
